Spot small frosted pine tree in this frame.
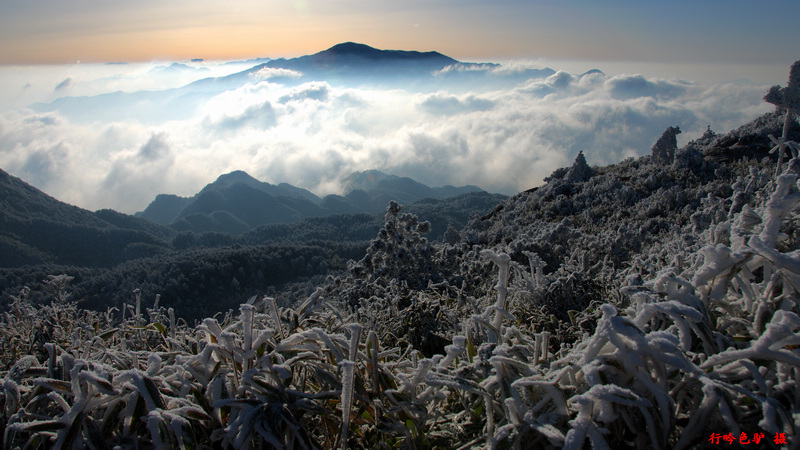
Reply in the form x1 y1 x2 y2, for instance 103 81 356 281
651 126 681 165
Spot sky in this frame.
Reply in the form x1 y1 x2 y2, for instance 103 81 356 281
0 1 798 213
1 0 798 76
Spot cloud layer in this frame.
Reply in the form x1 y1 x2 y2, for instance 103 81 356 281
0 61 773 213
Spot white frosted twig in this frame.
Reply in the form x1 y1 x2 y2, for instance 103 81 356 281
339 360 356 450
482 250 512 343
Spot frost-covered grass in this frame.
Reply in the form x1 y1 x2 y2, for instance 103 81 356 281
3 68 800 449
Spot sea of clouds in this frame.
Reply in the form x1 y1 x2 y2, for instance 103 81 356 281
0 60 774 213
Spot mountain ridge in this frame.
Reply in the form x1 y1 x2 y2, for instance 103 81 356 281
284 42 459 68
135 169 491 234
30 42 554 122
0 168 176 267
242 42 463 80
0 165 505 267
198 170 322 203
199 42 487 91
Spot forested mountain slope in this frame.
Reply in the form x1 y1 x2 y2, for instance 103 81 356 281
0 169 176 267
0 172 504 321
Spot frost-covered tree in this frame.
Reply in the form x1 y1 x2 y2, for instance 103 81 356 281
765 60 800 176
564 151 593 183
651 125 681 165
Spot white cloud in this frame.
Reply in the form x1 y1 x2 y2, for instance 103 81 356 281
278 82 331 103
249 67 303 81
0 62 774 214
605 74 691 100
419 92 495 116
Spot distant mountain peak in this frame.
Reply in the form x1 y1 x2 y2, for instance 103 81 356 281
215 170 260 184
135 168 489 233
345 169 396 185
319 42 454 63
580 69 605 77
256 42 461 75
199 170 265 195
325 42 378 54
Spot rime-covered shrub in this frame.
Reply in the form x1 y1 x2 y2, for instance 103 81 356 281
651 125 681 165
343 201 435 295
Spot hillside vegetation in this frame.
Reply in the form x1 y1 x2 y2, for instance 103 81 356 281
0 169 503 321
2 66 800 448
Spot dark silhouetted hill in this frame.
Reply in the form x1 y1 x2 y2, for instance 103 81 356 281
0 163 504 271
341 170 484 212
267 42 459 74
136 169 492 235
0 169 175 267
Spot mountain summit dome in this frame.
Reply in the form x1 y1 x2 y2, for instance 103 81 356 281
319 42 456 63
